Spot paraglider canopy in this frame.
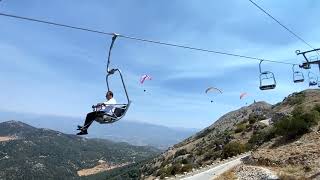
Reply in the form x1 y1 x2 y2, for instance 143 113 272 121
140 74 152 92
205 87 222 103
140 74 152 84
205 87 222 94
240 92 247 99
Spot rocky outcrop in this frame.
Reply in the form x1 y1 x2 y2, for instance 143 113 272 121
234 165 279 180
245 132 320 178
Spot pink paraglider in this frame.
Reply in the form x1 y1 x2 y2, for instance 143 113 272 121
140 75 152 92
140 75 152 84
240 92 248 99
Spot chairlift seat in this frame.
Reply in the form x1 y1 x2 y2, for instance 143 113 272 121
95 104 130 124
308 72 318 87
292 65 304 83
309 81 317 86
259 84 276 90
259 70 276 91
293 79 304 83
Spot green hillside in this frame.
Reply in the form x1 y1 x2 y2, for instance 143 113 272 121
0 121 160 180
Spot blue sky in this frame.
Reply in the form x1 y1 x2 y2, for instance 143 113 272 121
1 0 320 129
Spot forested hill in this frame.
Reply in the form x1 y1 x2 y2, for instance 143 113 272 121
0 120 160 179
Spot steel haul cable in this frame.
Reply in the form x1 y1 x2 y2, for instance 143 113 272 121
248 0 319 55
0 12 298 65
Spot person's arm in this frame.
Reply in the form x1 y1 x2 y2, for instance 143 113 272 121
92 102 105 109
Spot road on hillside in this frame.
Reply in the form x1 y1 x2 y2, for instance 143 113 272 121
179 153 250 180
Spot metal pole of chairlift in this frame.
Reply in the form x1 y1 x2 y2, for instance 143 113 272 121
107 34 119 73
106 33 119 92
259 60 263 73
296 48 320 55
105 33 131 105
292 65 296 82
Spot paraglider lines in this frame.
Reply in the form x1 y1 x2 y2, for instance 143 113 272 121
0 12 298 66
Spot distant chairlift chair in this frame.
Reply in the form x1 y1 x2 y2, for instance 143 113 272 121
292 65 304 83
259 60 276 90
308 72 318 87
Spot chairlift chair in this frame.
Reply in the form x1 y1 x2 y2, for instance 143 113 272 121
308 72 318 87
94 34 131 124
292 65 304 83
259 60 276 90
296 50 311 69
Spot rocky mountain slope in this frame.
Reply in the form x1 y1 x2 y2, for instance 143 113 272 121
246 131 320 179
0 121 160 180
141 89 320 179
218 130 320 179
175 101 272 148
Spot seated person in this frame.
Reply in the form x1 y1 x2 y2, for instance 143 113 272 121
77 91 116 135
309 81 317 86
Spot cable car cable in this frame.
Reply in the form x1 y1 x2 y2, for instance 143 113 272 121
0 12 299 66
248 0 319 54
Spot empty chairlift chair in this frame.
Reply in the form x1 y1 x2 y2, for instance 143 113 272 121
259 60 276 90
292 65 304 83
308 72 318 87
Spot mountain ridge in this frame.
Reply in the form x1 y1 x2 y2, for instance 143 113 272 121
141 89 320 179
0 121 160 179
0 111 197 149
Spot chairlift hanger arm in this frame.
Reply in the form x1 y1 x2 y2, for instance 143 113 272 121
299 60 320 70
296 48 320 69
106 69 130 104
259 60 263 73
105 34 130 104
296 48 320 55
107 33 119 73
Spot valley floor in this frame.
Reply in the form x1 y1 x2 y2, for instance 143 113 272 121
77 161 130 177
0 136 16 142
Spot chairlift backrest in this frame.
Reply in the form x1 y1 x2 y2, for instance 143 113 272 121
308 72 318 87
292 65 304 83
259 60 276 90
